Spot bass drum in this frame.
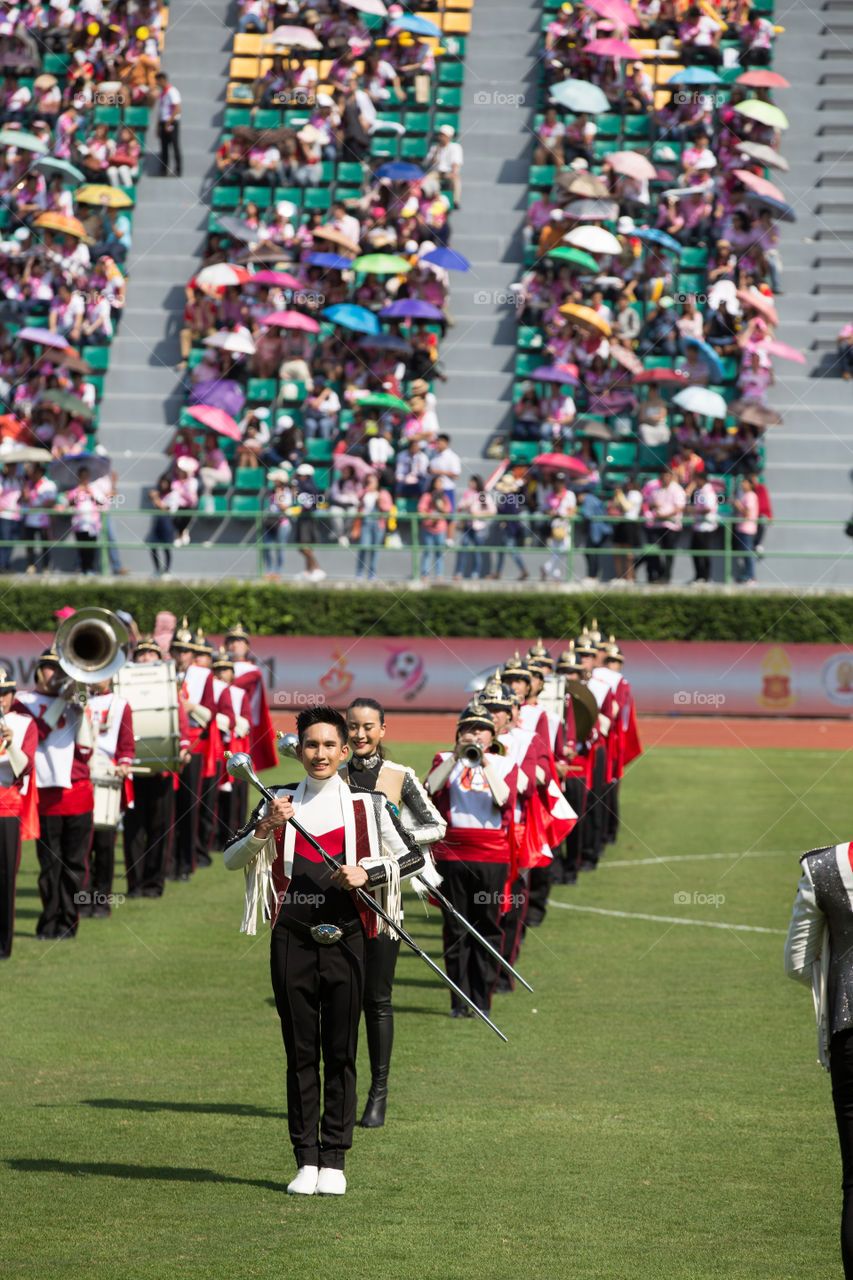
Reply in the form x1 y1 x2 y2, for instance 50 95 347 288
113 660 181 773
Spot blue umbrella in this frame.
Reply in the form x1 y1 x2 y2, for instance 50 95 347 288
680 336 725 383
633 226 683 256
667 67 723 86
548 78 611 115
305 251 352 269
743 192 797 223
389 13 442 37
379 298 444 320
356 332 412 352
420 246 471 272
322 303 380 334
374 161 424 182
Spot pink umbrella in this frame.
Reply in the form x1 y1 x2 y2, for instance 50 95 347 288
605 150 656 180
531 453 591 476
336 453 374 480
250 270 303 288
736 69 790 89
584 0 638 28
185 404 242 442
261 310 320 333
584 37 642 59
196 263 252 291
610 344 644 375
761 339 806 365
736 289 778 327
732 169 786 204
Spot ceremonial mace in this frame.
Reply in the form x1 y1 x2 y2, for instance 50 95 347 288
225 752 509 1042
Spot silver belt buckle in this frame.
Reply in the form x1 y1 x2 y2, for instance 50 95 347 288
310 923 343 946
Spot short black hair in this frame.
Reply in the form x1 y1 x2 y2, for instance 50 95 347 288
296 706 347 745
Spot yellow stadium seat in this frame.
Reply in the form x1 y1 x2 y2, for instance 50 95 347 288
234 33 262 56
229 56 260 80
442 11 472 33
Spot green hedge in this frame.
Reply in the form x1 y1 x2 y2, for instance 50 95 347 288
1 583 852 642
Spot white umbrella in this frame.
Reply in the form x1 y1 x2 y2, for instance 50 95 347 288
0 443 52 464
263 26 323 50
203 330 256 356
672 386 728 418
564 225 622 256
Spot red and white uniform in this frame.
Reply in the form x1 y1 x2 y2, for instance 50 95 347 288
0 709 37 823
427 750 517 864
231 659 277 772
14 691 94 816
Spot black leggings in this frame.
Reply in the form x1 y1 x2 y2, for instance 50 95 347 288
832 1029 853 1278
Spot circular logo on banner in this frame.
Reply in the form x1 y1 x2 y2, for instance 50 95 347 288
821 654 853 707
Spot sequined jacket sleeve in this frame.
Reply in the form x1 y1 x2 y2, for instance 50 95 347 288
399 766 446 847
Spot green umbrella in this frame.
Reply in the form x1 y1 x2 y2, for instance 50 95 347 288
733 99 789 130
353 391 411 413
40 389 96 420
352 254 412 274
0 129 48 154
546 245 600 273
35 156 86 184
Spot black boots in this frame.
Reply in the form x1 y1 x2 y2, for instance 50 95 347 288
359 1011 393 1128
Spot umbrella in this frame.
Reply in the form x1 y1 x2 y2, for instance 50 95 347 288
557 171 610 199
610 345 644 375
667 66 722 85
49 452 110 490
672 386 728 418
633 367 688 385
352 253 412 274
380 299 444 320
204 330 257 356
33 212 89 238
16 327 68 348
421 247 471 272
548 78 611 114
74 184 133 208
680 336 725 382
530 364 580 386
335 453 375 480
564 225 622 256
734 99 789 130
737 69 790 89
583 37 641 59
262 310 321 333
35 156 85 184
185 404 243 442
0 444 53 464
312 225 360 255
249 269 302 288
196 263 252 290
305 251 353 270
732 168 786 204
737 141 789 172
33 73 58 90
744 192 797 223
583 0 638 27
353 391 411 413
216 215 263 244
604 150 656 181
237 246 298 264
341 0 387 13
531 453 591 476
736 289 778 327
356 333 411 352
262 26 322 49
40 389 95 420
322 303 381 334
761 339 806 365
575 419 614 442
546 245 600 273
48 351 93 375
661 182 713 201
374 161 424 182
389 14 442 36
189 379 246 417
564 198 620 223
558 302 611 337
727 399 783 427
632 226 683 255
0 129 48 154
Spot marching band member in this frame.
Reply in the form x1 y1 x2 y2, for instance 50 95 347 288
0 667 37 958
576 629 615 871
84 675 135 917
212 649 251 847
555 645 588 883
225 622 278 773
223 706 424 1198
191 629 227 868
426 700 518 1018
123 637 192 898
171 618 217 881
343 696 445 1129
16 647 96 941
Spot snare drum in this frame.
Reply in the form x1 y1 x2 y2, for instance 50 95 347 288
113 660 181 773
93 775 123 829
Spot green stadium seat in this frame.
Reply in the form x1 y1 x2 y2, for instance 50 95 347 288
211 186 241 210
438 62 465 86
253 109 281 130
94 105 122 127
305 438 334 462
231 494 264 516
247 378 278 402
335 162 363 186
605 441 638 470
303 187 332 209
242 186 273 208
235 467 265 491
83 347 110 370
123 106 150 130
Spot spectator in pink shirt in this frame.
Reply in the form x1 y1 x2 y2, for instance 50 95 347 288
644 465 686 583
733 476 759 583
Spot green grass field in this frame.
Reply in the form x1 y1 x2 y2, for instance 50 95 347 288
3 743 850 1280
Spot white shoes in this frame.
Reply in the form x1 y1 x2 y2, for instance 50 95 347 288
316 1168 346 1196
286 1165 319 1195
310 568 326 582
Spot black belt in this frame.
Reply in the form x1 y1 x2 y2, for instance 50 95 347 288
277 915 363 946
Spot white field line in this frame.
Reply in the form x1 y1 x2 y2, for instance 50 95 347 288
599 850 791 869
547 901 786 935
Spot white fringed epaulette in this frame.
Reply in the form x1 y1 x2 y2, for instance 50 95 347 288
240 837 277 936
359 856 402 939
410 849 443 901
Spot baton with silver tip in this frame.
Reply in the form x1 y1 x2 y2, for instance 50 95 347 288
226 752 508 1042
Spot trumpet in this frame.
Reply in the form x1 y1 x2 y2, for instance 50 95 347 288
459 741 484 766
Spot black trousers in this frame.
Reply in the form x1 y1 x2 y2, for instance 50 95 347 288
75 531 98 574
270 920 366 1170
362 931 400 1083
526 865 549 926
603 777 620 844
434 858 507 1013
158 121 182 175
562 775 587 878
123 772 175 895
195 764 221 862
36 810 93 937
173 753 203 876
88 825 117 908
646 527 680 583
690 529 714 582
500 872 529 984
581 745 607 864
0 814 21 957
832 1028 853 1278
